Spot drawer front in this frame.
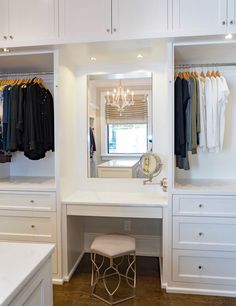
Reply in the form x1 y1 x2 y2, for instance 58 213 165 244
173 195 236 217
0 192 56 211
173 249 236 285
0 214 56 242
173 217 236 251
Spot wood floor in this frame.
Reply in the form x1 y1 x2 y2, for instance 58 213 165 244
53 255 236 306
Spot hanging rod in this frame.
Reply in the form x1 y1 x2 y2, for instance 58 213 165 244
175 62 236 69
0 71 53 77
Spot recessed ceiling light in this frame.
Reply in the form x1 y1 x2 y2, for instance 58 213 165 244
2 48 10 53
90 57 97 61
225 33 233 40
137 54 143 59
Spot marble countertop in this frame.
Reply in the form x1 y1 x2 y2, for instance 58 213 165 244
97 159 139 168
62 190 167 207
0 242 54 306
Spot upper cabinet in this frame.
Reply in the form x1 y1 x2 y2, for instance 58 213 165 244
0 0 58 46
172 0 235 36
111 0 168 39
59 0 111 42
59 0 169 43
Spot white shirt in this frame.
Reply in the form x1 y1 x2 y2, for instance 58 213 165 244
219 76 230 150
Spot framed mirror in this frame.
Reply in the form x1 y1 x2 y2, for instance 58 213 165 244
87 72 153 178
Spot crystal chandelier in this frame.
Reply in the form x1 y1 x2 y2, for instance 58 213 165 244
105 80 134 115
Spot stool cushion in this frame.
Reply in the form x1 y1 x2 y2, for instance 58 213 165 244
90 234 136 257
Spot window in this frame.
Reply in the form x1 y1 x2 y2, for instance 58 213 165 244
108 123 147 154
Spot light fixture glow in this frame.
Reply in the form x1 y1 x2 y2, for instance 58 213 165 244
105 80 135 115
137 54 143 59
225 33 233 40
90 57 97 61
2 48 9 53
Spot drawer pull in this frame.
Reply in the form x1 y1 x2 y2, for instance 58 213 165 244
31 225 35 228
198 204 204 208
198 265 203 270
198 232 204 237
30 200 35 203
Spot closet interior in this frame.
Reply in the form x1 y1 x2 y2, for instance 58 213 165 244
0 52 55 190
173 43 236 192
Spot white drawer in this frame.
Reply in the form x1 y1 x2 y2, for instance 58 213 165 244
173 249 236 285
0 192 56 211
173 195 236 217
0 213 56 243
173 216 236 251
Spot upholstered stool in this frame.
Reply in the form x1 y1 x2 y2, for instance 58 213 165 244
90 234 136 305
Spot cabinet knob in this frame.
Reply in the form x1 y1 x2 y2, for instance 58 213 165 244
222 21 226 25
113 28 117 32
9 35 13 39
198 265 203 270
106 29 110 33
31 225 35 228
230 20 234 25
198 204 204 208
198 232 203 236
30 200 34 203
3 36 7 40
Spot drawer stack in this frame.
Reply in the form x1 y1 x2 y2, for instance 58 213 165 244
172 195 236 287
0 191 58 275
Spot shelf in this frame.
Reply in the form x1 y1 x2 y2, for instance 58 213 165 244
0 177 56 192
174 179 236 196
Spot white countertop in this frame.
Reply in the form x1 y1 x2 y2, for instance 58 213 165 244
0 242 54 306
97 159 139 168
62 190 167 207
0 177 56 192
174 179 236 195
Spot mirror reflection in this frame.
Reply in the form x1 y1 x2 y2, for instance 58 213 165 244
88 72 152 178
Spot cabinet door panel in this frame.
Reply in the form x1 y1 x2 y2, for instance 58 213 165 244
0 0 8 42
112 0 168 38
59 0 111 41
228 0 236 31
9 0 57 42
173 0 226 35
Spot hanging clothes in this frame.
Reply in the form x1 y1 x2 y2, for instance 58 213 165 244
89 127 96 158
175 66 230 170
0 78 54 161
175 76 190 170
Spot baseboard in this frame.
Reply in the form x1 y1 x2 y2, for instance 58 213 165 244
52 278 64 285
84 232 161 257
166 286 236 297
63 251 85 282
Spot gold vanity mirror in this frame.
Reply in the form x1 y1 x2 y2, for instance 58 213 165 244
138 152 162 179
139 152 167 191
87 72 153 178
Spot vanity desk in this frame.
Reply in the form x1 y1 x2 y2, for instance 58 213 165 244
61 191 167 281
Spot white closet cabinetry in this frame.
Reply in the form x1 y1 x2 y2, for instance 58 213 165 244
0 191 58 275
0 0 58 46
172 195 236 289
111 0 168 39
59 0 168 42
172 0 227 36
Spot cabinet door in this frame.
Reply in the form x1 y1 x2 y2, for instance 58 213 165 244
59 0 111 42
228 0 236 31
112 0 168 39
0 0 9 43
173 0 227 36
8 0 57 43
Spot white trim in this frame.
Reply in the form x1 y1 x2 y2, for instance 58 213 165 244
166 286 236 297
63 252 85 282
52 278 64 285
